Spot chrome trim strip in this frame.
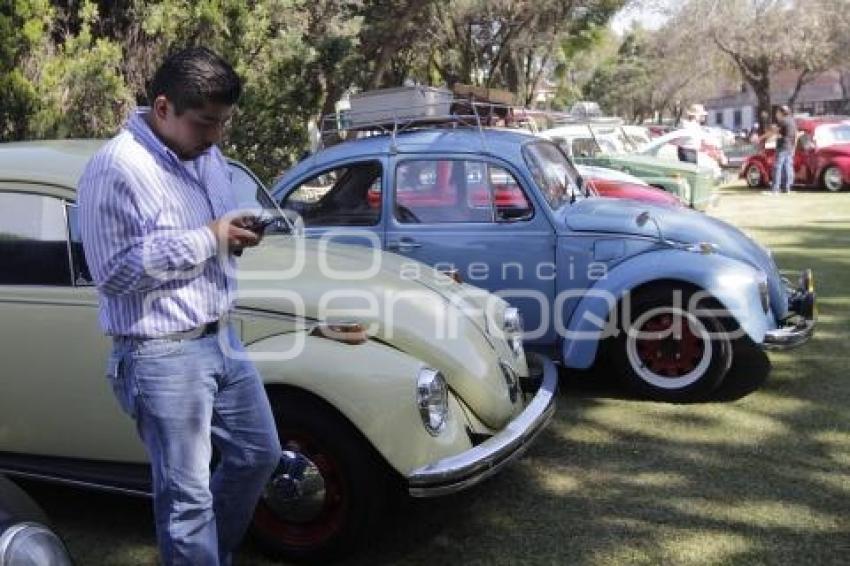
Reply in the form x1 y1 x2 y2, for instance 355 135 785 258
62 201 74 287
0 469 151 499
406 352 557 497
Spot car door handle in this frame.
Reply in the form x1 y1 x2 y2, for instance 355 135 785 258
387 238 422 252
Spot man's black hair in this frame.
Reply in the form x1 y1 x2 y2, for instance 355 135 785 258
147 47 242 114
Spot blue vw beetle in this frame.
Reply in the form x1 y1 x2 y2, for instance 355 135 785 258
270 127 816 401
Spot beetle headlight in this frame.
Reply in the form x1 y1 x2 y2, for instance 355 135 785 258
503 307 524 357
0 522 72 566
416 369 448 436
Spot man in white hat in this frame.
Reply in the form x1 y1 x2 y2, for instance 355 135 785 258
681 103 708 131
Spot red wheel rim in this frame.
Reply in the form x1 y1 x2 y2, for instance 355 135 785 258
635 312 705 377
252 430 349 547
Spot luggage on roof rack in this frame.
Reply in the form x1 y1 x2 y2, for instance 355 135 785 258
345 86 454 129
316 86 565 150
451 84 516 106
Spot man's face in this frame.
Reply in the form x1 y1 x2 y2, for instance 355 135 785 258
152 97 234 160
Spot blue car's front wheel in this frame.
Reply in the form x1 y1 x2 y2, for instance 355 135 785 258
612 285 733 402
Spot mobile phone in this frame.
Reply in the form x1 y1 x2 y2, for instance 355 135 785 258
246 214 276 234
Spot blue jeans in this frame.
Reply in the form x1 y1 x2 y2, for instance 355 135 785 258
107 324 281 566
772 150 795 193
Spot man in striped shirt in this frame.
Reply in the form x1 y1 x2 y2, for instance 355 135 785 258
79 47 282 565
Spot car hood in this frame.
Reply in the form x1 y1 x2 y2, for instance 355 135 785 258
564 198 783 310
588 180 684 206
577 164 649 185
234 236 521 428
566 198 761 254
818 143 850 158
600 152 702 175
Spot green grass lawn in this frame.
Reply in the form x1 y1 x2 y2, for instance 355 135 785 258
24 184 850 565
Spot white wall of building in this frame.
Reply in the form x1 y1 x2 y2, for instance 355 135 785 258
707 105 755 132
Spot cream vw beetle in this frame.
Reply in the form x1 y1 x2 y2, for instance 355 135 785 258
0 141 557 562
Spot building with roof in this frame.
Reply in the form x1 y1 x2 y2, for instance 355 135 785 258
704 69 850 132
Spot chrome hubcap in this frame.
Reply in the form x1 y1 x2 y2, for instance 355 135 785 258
824 168 842 192
747 166 761 186
262 455 326 523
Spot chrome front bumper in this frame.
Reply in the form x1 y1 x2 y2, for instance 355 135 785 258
406 353 558 497
763 269 816 351
763 319 815 350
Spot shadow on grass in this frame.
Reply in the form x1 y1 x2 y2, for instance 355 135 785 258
16 188 850 566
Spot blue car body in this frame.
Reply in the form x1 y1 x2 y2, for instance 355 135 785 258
270 128 814 388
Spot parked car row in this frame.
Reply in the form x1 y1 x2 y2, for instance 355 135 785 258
0 102 818 562
539 123 719 209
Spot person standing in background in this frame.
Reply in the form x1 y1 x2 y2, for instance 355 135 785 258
769 105 797 194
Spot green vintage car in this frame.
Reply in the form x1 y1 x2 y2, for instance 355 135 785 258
540 124 718 210
0 140 557 562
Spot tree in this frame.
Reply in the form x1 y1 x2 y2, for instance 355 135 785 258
583 29 655 120
551 24 618 110
398 0 626 103
0 0 53 140
669 0 847 126
29 1 133 138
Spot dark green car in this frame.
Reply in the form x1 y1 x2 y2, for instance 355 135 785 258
541 124 718 210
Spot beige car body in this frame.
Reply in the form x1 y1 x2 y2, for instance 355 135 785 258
0 140 556 497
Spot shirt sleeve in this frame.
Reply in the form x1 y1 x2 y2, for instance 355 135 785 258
79 164 219 297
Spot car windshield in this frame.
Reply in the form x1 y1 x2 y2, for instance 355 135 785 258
523 140 583 210
616 127 643 152
815 124 850 147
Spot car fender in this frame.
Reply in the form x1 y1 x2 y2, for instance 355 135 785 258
815 155 850 184
743 156 770 182
247 332 473 476
561 249 771 369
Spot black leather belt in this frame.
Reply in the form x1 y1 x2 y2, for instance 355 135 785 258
172 320 219 340
162 320 221 341
114 320 223 343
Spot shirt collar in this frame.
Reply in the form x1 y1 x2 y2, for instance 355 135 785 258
126 107 212 169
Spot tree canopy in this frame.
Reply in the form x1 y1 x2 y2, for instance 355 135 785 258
0 0 627 180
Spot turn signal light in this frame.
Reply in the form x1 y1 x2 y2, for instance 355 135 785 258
310 322 368 345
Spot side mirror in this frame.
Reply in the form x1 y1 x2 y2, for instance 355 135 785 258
636 211 651 227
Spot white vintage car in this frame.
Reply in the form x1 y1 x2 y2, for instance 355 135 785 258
0 141 557 562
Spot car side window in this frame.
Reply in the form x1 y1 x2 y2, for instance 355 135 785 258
229 162 269 210
281 162 382 227
0 192 71 285
394 159 532 224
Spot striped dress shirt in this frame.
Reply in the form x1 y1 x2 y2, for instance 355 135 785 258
78 109 238 339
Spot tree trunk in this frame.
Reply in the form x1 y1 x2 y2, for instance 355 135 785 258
752 77 772 135
787 70 811 110
839 70 850 113
368 0 431 89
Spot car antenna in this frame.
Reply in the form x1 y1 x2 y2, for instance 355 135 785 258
470 98 490 154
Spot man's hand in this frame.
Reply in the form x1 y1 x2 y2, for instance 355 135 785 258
208 214 262 254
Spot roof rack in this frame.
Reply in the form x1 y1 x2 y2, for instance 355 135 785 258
320 98 525 145
317 94 549 152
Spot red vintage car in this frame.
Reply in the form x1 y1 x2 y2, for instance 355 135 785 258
366 161 683 213
577 165 684 206
741 117 850 192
